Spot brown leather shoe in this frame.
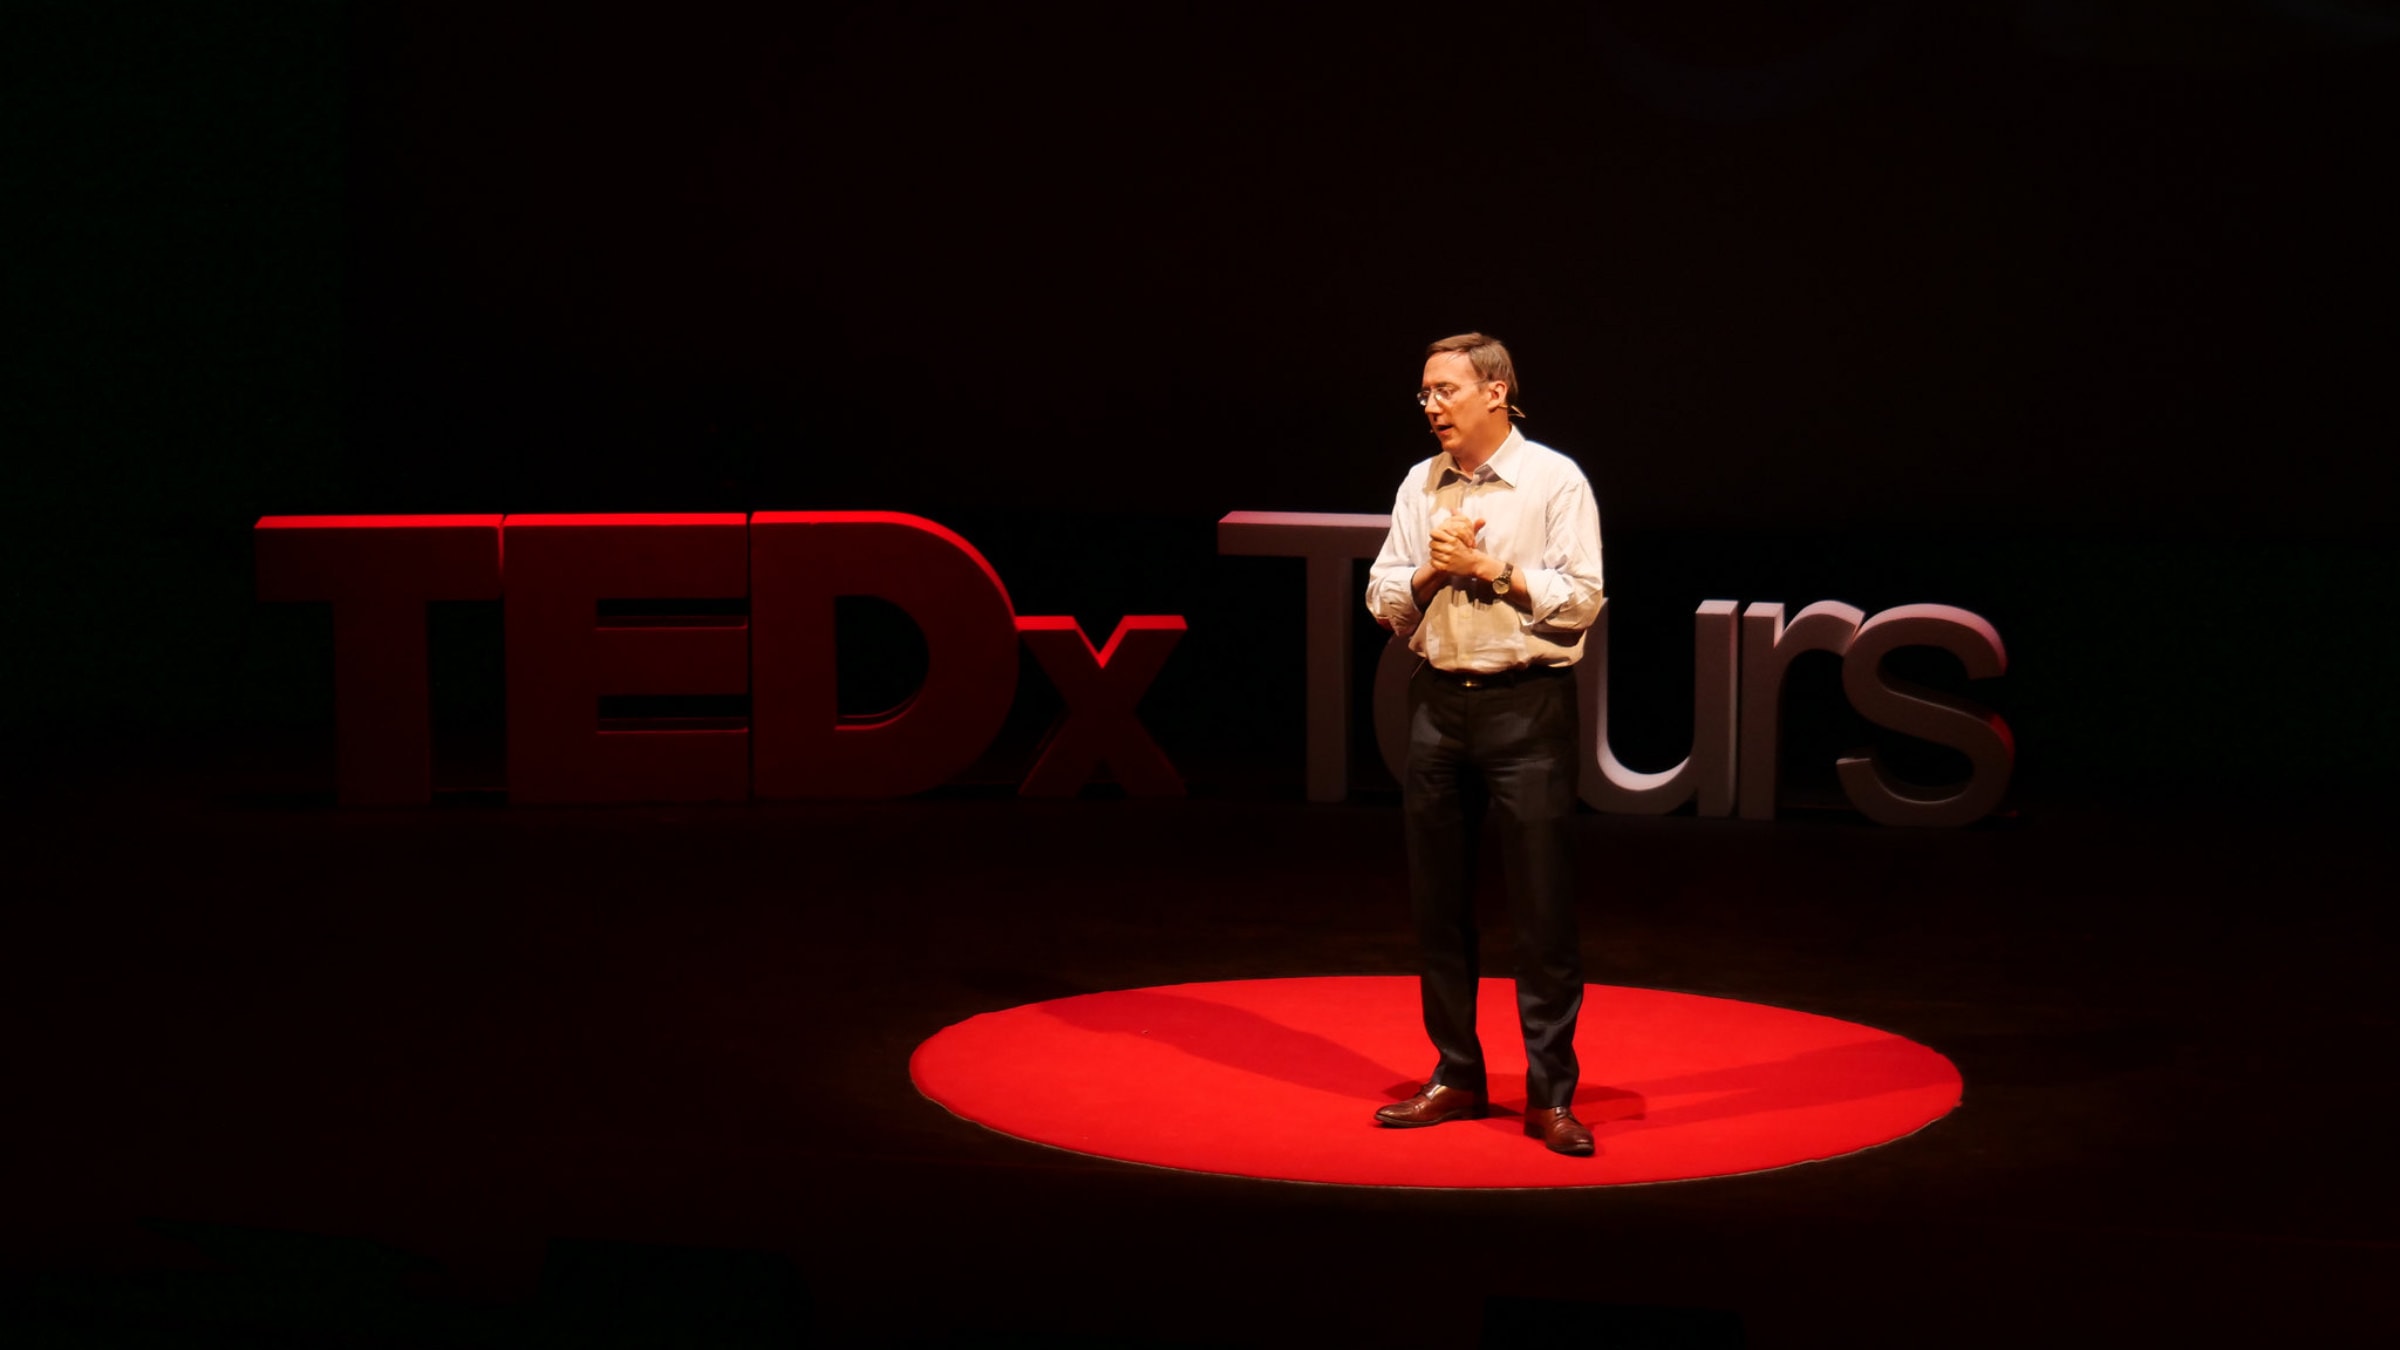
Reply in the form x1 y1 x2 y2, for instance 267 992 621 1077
1374 1083 1489 1128
1524 1106 1595 1156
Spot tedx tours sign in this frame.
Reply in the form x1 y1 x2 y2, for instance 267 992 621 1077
257 511 2012 827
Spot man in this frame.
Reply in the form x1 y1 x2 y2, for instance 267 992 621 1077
1364 332 1606 1156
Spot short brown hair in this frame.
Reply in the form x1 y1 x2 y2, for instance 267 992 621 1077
1425 332 1524 417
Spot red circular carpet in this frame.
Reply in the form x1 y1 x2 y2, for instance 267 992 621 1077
912 976 1961 1188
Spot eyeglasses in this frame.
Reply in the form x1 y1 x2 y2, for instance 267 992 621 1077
1414 381 1491 410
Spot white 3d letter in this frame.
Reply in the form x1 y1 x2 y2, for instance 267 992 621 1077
1576 599 1740 816
1738 601 1865 821
1837 604 2014 827
1216 511 1391 802
1373 633 1414 786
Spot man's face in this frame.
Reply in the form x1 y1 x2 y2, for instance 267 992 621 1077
1420 351 1509 460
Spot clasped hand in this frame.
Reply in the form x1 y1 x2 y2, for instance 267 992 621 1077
1428 514 1490 579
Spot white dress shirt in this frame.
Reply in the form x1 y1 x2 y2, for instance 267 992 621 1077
1364 427 1606 673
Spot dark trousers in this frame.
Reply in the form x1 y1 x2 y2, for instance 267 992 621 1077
1403 662 1584 1109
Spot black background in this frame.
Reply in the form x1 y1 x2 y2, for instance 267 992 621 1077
10 0 2397 803
8 8 2399 1344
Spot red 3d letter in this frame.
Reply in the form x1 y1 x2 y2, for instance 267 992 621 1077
1016 616 1187 797
503 514 750 804
254 515 503 806
750 512 1019 798
1837 604 2015 827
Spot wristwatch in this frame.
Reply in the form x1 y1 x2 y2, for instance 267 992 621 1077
1492 562 1513 595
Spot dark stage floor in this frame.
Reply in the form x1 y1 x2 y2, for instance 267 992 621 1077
3 756 2392 1347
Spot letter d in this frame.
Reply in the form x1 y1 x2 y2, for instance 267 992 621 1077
751 512 1018 798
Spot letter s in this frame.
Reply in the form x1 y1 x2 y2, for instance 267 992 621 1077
1837 604 2014 828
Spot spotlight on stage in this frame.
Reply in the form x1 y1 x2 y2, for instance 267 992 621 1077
913 976 1960 1189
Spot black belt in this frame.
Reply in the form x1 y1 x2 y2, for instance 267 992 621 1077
1425 663 1570 690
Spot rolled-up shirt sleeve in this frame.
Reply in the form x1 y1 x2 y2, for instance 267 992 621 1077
1365 482 1426 636
1518 474 1604 633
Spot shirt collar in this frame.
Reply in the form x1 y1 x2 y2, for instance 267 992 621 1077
1431 425 1526 489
